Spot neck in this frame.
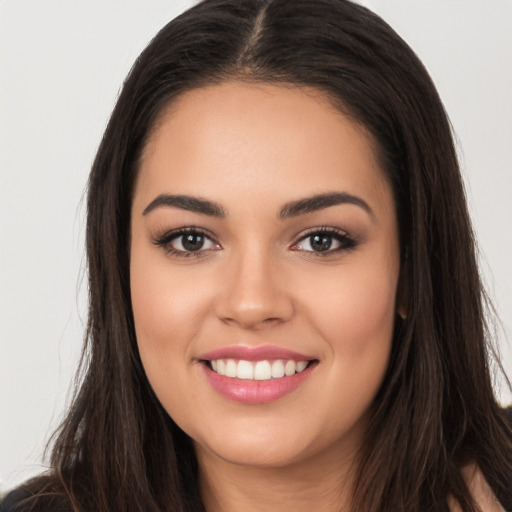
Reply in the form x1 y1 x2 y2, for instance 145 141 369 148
196 440 359 512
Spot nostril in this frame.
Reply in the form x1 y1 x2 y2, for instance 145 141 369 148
214 271 295 328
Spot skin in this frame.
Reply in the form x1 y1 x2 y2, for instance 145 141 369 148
130 82 402 511
449 465 505 512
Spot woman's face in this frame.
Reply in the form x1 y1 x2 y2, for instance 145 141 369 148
130 82 401 469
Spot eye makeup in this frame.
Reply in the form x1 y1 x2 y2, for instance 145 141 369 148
152 226 221 258
151 224 360 260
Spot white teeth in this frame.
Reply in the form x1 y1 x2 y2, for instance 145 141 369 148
254 360 272 380
271 360 285 378
208 358 310 380
225 359 237 378
217 359 226 376
296 361 308 372
237 360 254 380
285 360 296 376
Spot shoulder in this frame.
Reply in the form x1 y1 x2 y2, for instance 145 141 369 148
503 405 512 427
1 486 33 512
1 477 72 512
447 406 512 512
457 464 507 512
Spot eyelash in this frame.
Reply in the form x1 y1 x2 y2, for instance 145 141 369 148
152 226 358 258
291 227 358 256
152 227 219 258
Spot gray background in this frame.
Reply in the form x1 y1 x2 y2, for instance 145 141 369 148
1 0 511 494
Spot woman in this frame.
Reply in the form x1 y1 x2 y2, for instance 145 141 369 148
2 0 511 510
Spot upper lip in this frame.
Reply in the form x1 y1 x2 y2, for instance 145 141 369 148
198 345 314 362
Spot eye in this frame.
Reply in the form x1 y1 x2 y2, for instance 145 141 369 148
153 228 220 257
171 232 216 252
291 228 357 254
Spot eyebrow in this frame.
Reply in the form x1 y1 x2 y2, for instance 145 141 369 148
142 194 226 217
142 191 374 220
278 192 374 220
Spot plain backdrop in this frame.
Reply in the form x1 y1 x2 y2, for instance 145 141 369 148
1 0 511 494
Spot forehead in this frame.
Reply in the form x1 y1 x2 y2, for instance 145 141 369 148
136 82 391 214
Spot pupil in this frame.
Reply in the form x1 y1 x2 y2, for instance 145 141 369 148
311 234 332 252
182 234 204 251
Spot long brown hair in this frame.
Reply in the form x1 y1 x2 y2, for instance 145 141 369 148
15 0 512 510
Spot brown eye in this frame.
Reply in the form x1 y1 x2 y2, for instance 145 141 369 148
169 231 219 253
153 228 220 256
291 229 357 254
179 233 206 251
309 234 333 252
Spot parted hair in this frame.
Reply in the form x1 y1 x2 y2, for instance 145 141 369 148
13 1 512 511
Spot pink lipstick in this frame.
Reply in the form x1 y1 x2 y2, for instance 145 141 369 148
200 345 311 362
198 345 317 404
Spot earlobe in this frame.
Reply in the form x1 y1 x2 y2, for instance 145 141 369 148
396 260 408 320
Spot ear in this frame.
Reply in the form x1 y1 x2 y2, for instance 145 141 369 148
396 260 408 320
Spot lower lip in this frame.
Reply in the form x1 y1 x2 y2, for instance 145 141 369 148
201 362 317 404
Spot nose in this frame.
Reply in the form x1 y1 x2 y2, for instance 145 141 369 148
215 246 294 330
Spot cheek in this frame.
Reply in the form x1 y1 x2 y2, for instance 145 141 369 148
324 277 395 339
131 255 211 342
130 252 206 382
303 257 398 368
130 257 212 422
300 262 397 427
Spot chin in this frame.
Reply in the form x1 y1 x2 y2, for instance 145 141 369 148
196 435 313 469
188 407 368 471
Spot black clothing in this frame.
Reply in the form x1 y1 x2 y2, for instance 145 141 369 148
1 484 72 512
3 408 512 511
3 478 512 512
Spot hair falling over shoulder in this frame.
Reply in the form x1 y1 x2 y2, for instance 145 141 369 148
13 1 511 511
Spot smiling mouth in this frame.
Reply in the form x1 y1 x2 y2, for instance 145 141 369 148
204 359 316 381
